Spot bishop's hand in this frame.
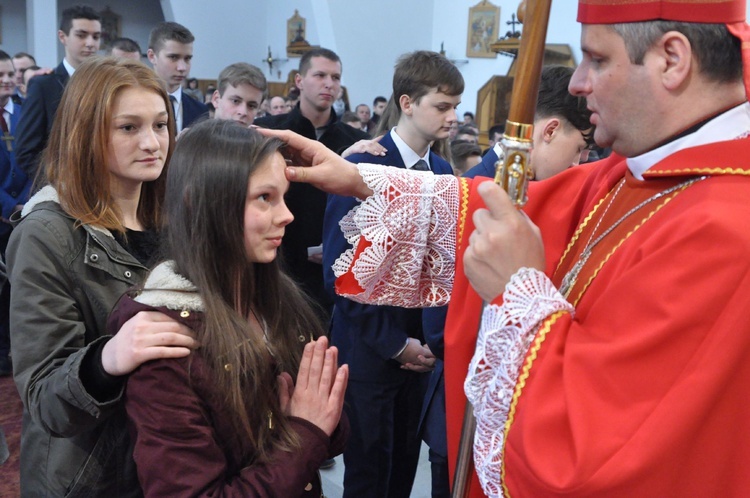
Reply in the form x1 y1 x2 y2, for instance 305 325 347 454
464 181 545 302
257 128 373 199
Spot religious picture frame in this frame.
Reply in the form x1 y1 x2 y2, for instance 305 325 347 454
99 7 122 52
467 0 500 59
287 10 306 58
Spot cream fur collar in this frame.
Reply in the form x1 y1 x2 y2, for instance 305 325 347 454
136 260 205 312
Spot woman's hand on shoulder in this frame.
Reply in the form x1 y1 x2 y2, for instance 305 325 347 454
101 311 200 376
286 336 348 436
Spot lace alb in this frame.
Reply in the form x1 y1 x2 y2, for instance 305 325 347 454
332 164 461 307
465 267 574 497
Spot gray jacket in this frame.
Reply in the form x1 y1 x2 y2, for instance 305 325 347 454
7 186 147 497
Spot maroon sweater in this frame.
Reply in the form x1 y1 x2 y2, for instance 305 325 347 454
108 297 349 497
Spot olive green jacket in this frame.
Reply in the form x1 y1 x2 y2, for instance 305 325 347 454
8 186 147 497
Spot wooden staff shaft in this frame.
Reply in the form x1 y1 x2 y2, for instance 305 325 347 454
508 0 553 125
494 0 553 207
451 404 476 498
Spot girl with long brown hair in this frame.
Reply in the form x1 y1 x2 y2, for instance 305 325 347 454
109 119 349 497
7 57 198 496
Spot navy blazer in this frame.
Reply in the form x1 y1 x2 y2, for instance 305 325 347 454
180 92 208 130
15 62 69 180
464 145 499 179
323 131 453 381
0 101 29 235
419 305 449 456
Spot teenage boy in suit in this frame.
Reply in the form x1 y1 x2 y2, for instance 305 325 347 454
322 50 463 498
147 22 208 133
14 5 101 179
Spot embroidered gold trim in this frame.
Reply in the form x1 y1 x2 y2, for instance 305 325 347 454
647 167 750 176
569 186 686 306
500 310 567 498
457 177 471 251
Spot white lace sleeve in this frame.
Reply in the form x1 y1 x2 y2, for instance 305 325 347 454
464 268 574 498
332 163 460 307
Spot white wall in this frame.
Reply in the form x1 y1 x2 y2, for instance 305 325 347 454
0 0 30 54
165 0 268 80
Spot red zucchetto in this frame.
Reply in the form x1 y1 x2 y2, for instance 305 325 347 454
577 0 745 23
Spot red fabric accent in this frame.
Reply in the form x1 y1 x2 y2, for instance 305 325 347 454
577 0 745 23
334 239 370 296
727 22 750 101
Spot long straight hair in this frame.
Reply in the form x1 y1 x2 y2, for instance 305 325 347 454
43 56 174 232
163 119 324 463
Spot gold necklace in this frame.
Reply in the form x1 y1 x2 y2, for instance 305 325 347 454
558 175 707 298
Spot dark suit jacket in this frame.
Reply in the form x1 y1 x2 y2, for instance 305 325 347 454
255 105 367 319
464 145 499 179
180 92 209 130
0 101 28 236
419 305 449 456
15 62 69 180
322 131 453 381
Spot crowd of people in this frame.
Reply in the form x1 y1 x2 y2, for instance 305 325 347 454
2 0 750 497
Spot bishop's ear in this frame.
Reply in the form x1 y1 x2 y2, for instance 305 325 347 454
656 31 692 91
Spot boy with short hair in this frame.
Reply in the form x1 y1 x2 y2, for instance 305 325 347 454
211 62 267 126
11 52 35 102
341 110 363 130
147 22 207 131
323 50 462 498
370 95 387 127
468 65 593 180
108 37 141 60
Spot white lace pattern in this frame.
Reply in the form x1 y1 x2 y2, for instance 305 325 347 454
464 268 574 497
332 164 460 307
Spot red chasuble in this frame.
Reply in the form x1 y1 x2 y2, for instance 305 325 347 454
334 136 750 496
445 136 750 496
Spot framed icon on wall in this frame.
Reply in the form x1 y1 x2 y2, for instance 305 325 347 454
467 0 500 58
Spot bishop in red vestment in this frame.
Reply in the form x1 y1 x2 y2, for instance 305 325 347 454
263 0 750 494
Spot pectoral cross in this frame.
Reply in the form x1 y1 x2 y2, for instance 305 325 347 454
1 133 12 152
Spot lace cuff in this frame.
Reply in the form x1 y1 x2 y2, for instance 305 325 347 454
464 268 573 497
332 164 460 307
